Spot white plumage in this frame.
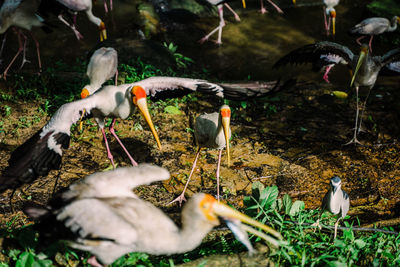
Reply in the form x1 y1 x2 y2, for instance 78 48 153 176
24 164 282 266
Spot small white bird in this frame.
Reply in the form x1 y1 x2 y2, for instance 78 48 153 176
314 176 350 239
349 16 400 52
23 164 283 267
323 0 339 36
169 105 231 205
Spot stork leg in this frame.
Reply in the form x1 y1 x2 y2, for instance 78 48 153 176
323 9 329 33
168 148 201 206
322 64 333 83
311 218 322 231
18 31 31 70
101 127 116 168
345 86 362 145
0 32 7 64
87 256 103 267
108 119 138 167
58 15 84 40
224 3 240 21
355 35 366 47
110 0 113 11
103 0 109 13
114 70 118 85
260 0 268 14
216 149 223 201
266 0 284 13
357 87 373 134
333 218 341 239
199 5 225 45
30 33 42 74
2 29 24 79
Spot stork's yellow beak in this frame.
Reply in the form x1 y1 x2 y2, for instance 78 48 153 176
132 86 162 150
331 10 336 36
201 194 283 247
242 0 246 8
221 105 231 167
397 17 400 24
292 0 296 5
99 21 107 42
350 46 368 87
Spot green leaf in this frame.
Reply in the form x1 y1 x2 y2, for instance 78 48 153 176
327 261 347 267
260 186 279 211
354 239 366 249
164 106 181 115
282 194 292 215
289 200 305 216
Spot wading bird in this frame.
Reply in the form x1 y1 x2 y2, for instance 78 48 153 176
0 0 52 78
323 0 338 36
0 84 161 196
274 41 400 144
349 16 400 52
313 176 349 239
23 164 283 267
199 0 246 45
169 105 231 206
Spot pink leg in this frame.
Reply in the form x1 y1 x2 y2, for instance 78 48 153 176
114 70 118 85
266 0 284 13
199 5 225 45
327 17 331 35
18 31 30 70
356 36 366 46
110 0 113 10
87 256 103 267
216 150 222 201
168 148 201 206
101 127 116 168
260 0 267 14
58 15 84 40
103 0 108 13
322 64 333 83
30 33 42 73
109 119 138 166
2 29 24 79
0 32 7 61
323 9 328 31
368 36 373 53
224 3 240 21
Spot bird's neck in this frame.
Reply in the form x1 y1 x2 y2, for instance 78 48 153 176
173 220 214 253
388 17 398 32
86 10 101 26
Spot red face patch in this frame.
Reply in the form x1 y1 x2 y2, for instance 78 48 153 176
221 108 231 118
132 86 147 100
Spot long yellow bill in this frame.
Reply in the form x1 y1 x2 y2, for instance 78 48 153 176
332 17 336 36
221 105 231 167
135 97 162 150
242 0 246 8
292 0 296 5
350 46 368 87
210 196 283 247
99 21 107 42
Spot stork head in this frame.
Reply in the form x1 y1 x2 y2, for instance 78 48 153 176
220 105 231 167
99 21 107 42
350 44 369 87
330 176 342 194
330 10 336 36
131 86 162 150
188 193 283 248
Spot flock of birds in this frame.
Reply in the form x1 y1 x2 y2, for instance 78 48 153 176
0 0 399 265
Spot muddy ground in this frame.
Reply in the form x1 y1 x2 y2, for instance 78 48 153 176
0 0 400 232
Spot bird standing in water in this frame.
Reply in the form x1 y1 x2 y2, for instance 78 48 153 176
24 164 283 267
313 176 349 239
323 0 338 36
274 41 400 144
349 16 400 52
199 0 246 45
169 105 231 205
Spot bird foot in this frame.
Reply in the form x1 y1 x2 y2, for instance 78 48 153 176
322 75 330 83
310 221 322 231
88 256 103 267
19 58 31 70
198 37 208 44
168 194 187 207
260 8 268 14
343 137 362 146
234 14 241 22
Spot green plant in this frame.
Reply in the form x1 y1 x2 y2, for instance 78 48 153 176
163 42 194 69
